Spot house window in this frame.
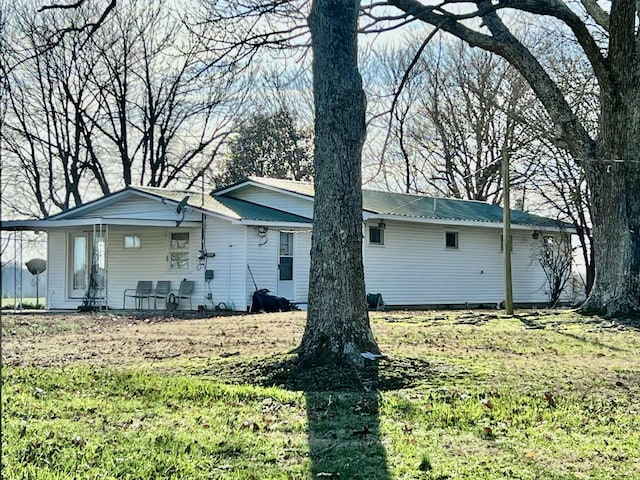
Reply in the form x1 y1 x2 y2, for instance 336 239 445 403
170 232 189 270
279 232 293 281
369 226 384 245
71 235 88 292
542 235 555 260
124 235 140 249
445 231 458 249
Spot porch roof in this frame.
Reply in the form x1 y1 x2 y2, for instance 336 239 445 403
1 185 313 232
135 186 312 224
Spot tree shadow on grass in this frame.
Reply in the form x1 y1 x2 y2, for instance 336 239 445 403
222 355 451 480
554 330 630 352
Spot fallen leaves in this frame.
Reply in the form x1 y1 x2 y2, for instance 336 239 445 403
544 391 558 408
482 398 494 410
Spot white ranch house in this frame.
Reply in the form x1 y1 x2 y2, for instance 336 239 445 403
1 177 573 310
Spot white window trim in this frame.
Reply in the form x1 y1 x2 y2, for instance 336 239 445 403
68 233 89 298
169 231 190 271
368 226 385 246
444 231 459 250
123 234 141 249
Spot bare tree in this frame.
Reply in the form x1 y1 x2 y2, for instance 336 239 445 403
3 3 105 217
367 30 596 297
368 38 541 203
86 0 242 190
368 1 640 315
3 0 243 217
537 233 574 307
522 139 595 296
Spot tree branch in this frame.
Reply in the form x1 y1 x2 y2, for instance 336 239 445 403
38 0 87 12
37 0 116 46
495 0 610 93
386 0 596 159
580 0 610 31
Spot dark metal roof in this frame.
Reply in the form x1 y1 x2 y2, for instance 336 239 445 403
239 177 572 230
214 196 311 223
362 190 571 229
1 178 571 231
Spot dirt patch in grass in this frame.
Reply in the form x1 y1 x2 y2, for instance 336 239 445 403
5 308 636 395
2 310 468 392
195 354 455 392
1 310 305 368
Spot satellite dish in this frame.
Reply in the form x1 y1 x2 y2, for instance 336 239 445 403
176 196 190 214
26 258 47 275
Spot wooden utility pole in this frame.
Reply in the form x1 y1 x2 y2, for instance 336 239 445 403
502 147 514 315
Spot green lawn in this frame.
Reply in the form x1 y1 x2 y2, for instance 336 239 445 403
1 297 41 308
2 310 640 479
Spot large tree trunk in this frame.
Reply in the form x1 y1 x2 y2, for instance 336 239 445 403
297 0 381 366
583 160 640 314
582 1 640 315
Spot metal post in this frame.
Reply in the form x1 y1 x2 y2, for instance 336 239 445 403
13 232 17 308
19 231 23 309
502 148 514 315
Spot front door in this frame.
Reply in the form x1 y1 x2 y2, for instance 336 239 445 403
68 232 107 300
69 234 88 298
277 232 294 300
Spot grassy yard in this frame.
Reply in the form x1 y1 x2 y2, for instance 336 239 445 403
1 297 40 308
2 309 640 479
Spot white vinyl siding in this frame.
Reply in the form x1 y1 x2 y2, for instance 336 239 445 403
106 226 201 308
245 227 311 305
226 186 313 219
42 213 563 309
363 221 550 306
49 226 200 310
201 216 247 311
246 227 279 305
76 195 200 222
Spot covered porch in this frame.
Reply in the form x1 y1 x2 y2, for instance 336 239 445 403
2 217 202 311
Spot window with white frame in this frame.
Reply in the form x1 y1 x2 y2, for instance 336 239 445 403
70 234 88 295
124 235 141 249
445 231 458 249
369 226 384 245
170 232 189 270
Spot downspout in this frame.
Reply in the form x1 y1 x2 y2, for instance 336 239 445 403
201 214 206 254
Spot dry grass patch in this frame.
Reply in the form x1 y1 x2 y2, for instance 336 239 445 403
2 309 640 479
